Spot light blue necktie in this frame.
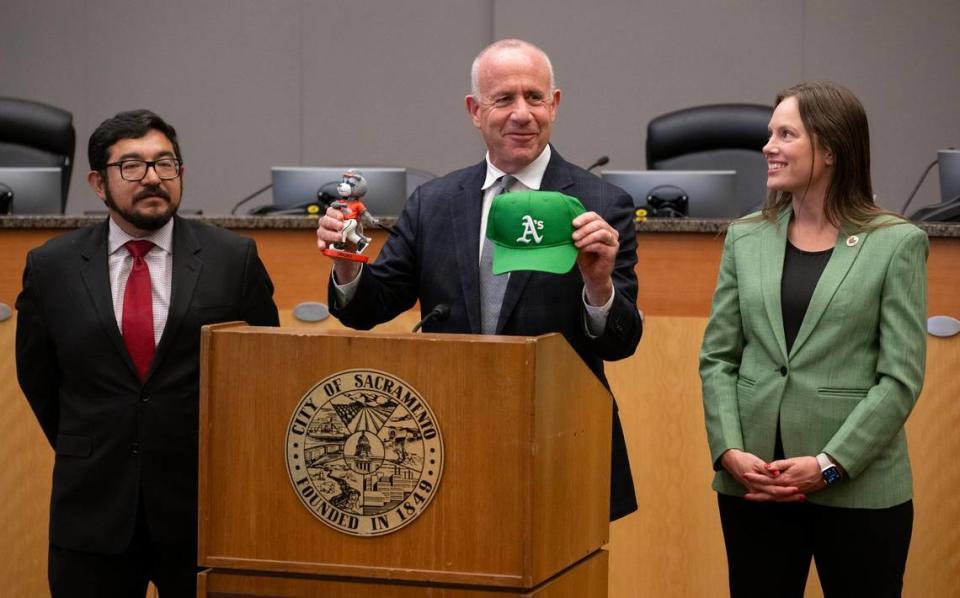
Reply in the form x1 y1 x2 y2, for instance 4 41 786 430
479 175 516 334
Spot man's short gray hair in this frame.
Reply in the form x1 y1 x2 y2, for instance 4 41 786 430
470 39 556 97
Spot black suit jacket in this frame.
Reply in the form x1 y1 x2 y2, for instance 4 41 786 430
16 215 279 553
331 150 641 520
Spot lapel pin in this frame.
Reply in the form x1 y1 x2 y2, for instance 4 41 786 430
846 235 860 247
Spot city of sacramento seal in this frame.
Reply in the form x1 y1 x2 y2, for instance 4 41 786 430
285 369 444 537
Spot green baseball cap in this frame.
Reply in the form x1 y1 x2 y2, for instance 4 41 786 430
485 190 586 275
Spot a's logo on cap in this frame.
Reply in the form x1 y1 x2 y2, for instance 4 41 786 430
516 215 544 244
486 191 586 274
285 369 444 537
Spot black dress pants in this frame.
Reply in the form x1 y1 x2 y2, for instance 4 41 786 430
48 494 198 598
717 493 913 598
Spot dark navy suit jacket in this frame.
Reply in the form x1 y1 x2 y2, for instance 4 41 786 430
330 149 641 520
16 215 279 553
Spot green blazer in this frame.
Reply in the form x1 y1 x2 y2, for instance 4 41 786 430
700 209 928 508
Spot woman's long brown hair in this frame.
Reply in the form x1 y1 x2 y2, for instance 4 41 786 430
758 81 899 231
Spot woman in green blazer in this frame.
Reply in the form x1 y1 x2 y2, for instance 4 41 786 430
700 81 927 598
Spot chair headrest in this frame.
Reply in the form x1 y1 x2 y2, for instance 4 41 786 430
646 103 772 167
0 96 75 158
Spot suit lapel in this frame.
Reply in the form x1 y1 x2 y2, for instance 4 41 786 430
451 163 487 333
788 226 866 359
79 221 139 377
760 209 791 364
151 217 202 379
496 150 575 333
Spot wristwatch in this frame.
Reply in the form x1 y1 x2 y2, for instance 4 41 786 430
817 453 842 486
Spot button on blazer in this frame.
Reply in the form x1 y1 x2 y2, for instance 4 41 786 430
700 209 928 509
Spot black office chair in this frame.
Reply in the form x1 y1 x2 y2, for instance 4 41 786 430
0 96 76 213
646 103 772 216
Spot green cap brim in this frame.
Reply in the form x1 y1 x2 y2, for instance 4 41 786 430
491 242 579 275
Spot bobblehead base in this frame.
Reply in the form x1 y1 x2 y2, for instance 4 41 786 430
322 247 369 263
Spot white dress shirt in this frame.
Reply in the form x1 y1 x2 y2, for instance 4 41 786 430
107 217 174 346
333 146 613 335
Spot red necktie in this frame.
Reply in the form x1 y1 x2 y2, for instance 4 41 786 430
122 240 155 381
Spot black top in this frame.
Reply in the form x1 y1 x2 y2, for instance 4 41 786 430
775 240 833 460
781 241 833 353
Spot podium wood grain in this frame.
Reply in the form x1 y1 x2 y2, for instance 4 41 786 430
198 550 607 597
198 326 610 590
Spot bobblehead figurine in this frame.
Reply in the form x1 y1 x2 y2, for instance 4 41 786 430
322 169 374 263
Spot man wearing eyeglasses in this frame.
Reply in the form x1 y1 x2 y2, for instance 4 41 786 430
15 109 279 597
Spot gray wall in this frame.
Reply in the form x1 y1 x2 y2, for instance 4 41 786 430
2 0 958 215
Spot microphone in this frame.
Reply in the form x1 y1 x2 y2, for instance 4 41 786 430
902 146 955 216
248 202 320 216
411 304 450 332
245 181 344 216
586 155 609 172
230 183 272 215
901 158 939 216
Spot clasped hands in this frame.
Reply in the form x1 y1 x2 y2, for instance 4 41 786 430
720 449 826 502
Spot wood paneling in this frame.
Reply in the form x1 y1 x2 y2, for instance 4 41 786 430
3 227 957 318
605 317 960 598
0 230 61 309
0 320 52 598
2 226 957 597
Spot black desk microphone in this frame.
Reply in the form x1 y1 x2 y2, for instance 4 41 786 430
412 304 450 332
586 155 610 172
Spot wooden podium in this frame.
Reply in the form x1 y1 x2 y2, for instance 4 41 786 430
196 324 613 597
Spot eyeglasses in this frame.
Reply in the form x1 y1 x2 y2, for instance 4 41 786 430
105 158 182 182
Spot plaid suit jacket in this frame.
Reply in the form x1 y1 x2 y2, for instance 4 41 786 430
330 148 642 520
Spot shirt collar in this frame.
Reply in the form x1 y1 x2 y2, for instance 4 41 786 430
108 216 175 255
481 145 552 191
